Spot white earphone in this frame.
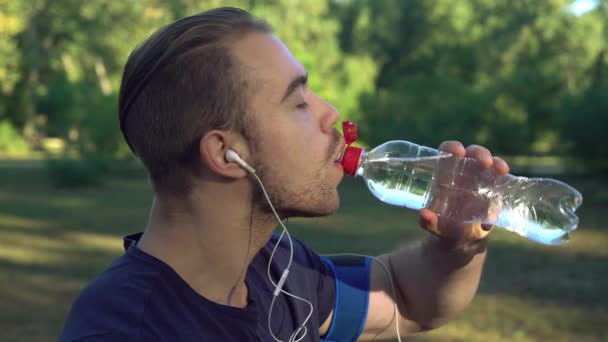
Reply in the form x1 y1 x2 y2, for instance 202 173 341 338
225 149 256 174
224 148 313 342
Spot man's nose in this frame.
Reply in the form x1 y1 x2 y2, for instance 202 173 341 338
320 98 340 135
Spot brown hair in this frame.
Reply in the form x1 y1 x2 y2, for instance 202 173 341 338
118 7 271 194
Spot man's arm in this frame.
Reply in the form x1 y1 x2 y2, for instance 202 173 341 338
359 236 488 340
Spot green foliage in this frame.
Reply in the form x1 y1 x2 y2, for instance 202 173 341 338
0 0 170 154
0 0 606 172
335 0 606 161
561 85 608 173
0 120 29 155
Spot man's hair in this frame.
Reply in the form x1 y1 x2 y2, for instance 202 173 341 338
118 7 271 194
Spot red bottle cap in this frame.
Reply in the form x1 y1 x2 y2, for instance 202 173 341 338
342 121 358 145
341 146 363 176
340 121 362 176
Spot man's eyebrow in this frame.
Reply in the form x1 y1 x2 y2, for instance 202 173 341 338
280 73 308 103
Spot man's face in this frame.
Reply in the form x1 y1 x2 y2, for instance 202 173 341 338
231 32 345 217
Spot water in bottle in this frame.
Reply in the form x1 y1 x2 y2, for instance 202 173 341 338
339 121 583 245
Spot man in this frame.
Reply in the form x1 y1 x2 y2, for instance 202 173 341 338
60 7 509 341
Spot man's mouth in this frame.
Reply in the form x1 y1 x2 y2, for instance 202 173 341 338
333 139 346 164
335 150 345 163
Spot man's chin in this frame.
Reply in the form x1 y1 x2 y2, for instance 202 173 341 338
255 190 340 218
280 202 340 218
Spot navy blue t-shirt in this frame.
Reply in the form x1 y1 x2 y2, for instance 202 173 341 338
59 233 336 341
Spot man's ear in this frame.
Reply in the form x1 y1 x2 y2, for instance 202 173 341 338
199 130 251 179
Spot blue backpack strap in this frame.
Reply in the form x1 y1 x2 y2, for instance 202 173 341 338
320 255 371 342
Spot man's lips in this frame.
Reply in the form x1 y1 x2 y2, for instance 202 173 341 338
334 138 346 163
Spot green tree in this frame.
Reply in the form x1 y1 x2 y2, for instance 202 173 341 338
333 0 605 160
1 0 171 157
0 0 376 159
560 1 608 172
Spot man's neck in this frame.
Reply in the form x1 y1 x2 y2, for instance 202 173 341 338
136 187 277 308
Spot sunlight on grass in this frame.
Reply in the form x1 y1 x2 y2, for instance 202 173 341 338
566 229 608 256
65 232 124 253
489 227 608 257
1 230 67 249
417 293 608 342
0 213 50 231
0 226 123 266
0 241 66 265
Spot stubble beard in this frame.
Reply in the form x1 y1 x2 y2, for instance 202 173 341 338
249 158 339 220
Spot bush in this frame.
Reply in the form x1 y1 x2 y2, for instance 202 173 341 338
561 86 608 175
46 158 109 188
0 120 29 156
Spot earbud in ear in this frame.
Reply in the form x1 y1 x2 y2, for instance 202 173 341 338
225 149 256 174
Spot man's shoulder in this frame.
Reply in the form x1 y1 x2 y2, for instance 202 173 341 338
261 233 335 296
266 233 318 257
266 233 329 270
79 248 163 303
59 250 164 341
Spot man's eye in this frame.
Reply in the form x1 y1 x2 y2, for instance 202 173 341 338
296 102 309 109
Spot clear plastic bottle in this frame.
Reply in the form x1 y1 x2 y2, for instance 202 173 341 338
339 121 583 245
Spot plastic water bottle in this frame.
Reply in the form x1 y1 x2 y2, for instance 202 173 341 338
339 121 583 245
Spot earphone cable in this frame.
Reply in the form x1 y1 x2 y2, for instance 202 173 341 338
246 161 401 341
251 172 314 342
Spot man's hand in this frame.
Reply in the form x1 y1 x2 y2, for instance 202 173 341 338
418 141 510 247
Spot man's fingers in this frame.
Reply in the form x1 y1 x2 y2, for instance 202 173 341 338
440 142 509 173
492 156 510 175
465 144 493 168
419 209 494 242
438 141 466 157
419 209 439 234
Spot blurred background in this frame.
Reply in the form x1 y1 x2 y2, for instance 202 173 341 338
0 0 606 341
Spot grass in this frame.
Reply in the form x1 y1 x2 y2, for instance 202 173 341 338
0 164 607 341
